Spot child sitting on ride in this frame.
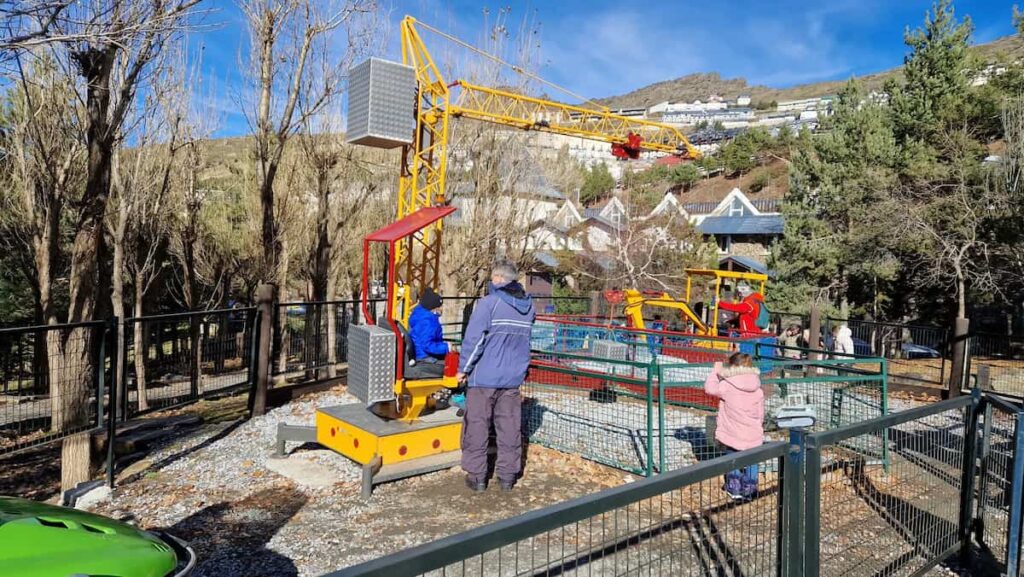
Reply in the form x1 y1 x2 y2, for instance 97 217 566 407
703 352 765 500
407 288 449 378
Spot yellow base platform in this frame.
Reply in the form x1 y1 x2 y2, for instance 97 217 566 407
316 403 462 466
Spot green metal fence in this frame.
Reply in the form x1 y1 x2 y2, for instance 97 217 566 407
523 343 888 476
325 393 1024 577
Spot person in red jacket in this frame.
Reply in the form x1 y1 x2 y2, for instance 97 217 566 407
717 284 765 335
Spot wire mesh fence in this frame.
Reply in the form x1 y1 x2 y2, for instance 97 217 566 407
122 308 256 417
804 396 974 577
0 321 110 456
972 332 1024 398
973 394 1024 574
522 321 888 476
322 391 1024 577
325 442 789 577
272 301 366 380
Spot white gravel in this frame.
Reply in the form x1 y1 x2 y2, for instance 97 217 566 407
161 391 362 492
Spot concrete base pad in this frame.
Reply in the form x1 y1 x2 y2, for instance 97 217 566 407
266 451 342 488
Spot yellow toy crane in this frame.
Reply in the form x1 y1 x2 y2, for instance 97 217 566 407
309 15 700 496
616 269 769 337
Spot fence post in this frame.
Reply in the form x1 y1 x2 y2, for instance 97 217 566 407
783 427 807 577
973 401 994 548
246 309 261 417
105 318 119 488
589 290 601 317
654 360 665 475
947 317 970 399
977 364 990 391
958 388 981 560
645 364 654 477
802 432 820 577
1006 409 1024 577
252 284 275 417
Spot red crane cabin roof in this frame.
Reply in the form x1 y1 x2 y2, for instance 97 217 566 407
364 206 458 242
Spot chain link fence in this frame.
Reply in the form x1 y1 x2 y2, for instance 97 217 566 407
0 321 110 456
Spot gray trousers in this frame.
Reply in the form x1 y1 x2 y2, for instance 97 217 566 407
461 387 522 482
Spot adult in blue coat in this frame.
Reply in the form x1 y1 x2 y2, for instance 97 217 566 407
457 259 535 492
407 287 449 378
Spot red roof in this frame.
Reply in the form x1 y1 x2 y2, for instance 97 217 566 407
654 156 683 167
365 206 458 242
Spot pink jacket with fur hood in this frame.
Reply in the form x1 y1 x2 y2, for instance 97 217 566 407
703 363 765 451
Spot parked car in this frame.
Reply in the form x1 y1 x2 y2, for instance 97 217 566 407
902 343 941 359
0 496 195 577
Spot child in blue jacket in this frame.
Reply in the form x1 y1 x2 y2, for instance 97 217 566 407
407 288 449 377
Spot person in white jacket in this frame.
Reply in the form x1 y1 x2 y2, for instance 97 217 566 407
834 324 855 359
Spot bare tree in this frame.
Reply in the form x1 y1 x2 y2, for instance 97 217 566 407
20 0 203 492
238 0 377 286
562 208 713 295
901 125 1005 319
0 54 84 416
0 54 82 327
439 8 547 296
293 118 391 376
442 129 541 296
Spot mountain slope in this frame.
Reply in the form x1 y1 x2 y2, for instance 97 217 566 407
595 33 1024 109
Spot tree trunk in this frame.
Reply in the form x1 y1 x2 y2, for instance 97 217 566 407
260 161 281 282
275 239 290 380
957 277 967 320
324 275 337 379
60 432 91 494
58 45 118 493
133 274 149 412
839 267 850 319
32 185 59 395
111 188 127 418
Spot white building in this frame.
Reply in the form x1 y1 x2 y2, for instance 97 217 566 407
777 96 834 113
737 94 752 107
663 108 755 126
647 98 728 116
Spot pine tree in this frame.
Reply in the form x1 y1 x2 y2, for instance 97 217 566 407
771 80 899 316
579 162 616 205
886 0 973 182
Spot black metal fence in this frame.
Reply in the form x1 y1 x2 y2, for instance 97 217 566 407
268 296 591 383
0 321 111 455
122 308 258 417
327 392 1024 577
1 294 592 458
972 332 1024 398
272 301 366 380
772 312 1024 395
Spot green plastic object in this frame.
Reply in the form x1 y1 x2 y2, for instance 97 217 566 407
0 496 181 577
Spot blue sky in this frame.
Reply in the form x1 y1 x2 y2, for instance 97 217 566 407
193 0 1018 136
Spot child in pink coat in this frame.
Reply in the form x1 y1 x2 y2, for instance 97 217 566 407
703 352 765 499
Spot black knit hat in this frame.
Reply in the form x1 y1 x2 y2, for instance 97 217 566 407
419 287 442 311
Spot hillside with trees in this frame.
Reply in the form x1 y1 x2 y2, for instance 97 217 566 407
595 30 1024 110
770 0 1024 325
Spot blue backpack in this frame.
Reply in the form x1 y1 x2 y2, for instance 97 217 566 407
755 301 771 330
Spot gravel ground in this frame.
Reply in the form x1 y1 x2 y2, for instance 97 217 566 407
87 385 629 577
159 390 363 491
